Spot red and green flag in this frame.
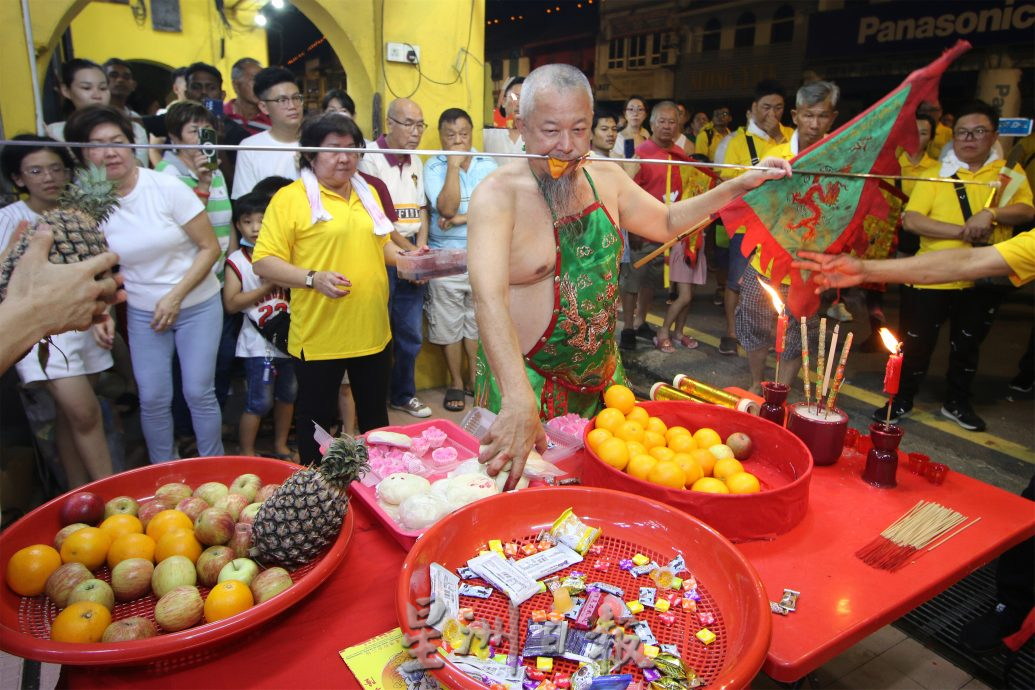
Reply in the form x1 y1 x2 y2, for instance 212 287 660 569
719 40 972 317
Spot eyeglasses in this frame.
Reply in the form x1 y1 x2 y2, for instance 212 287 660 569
21 164 68 179
262 94 304 106
954 127 994 140
625 106 646 113
388 116 426 132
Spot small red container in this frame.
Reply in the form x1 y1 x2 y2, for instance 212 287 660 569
908 452 931 476
582 401 813 542
926 462 949 485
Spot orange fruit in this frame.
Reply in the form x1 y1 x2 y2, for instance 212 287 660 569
673 453 704 487
625 441 647 459
691 449 717 477
60 527 111 570
154 529 203 563
145 510 194 542
692 427 723 449
603 385 636 415
667 433 697 454
691 477 730 494
664 426 691 444
596 437 630 471
594 408 626 434
98 514 143 542
586 428 612 451
708 444 735 461
642 431 666 451
50 601 111 643
627 454 658 481
648 446 676 463
647 461 686 489
6 544 62 597
727 471 762 494
613 420 645 444
713 458 746 483
204 580 254 622
645 417 668 436
625 407 649 425
107 533 156 568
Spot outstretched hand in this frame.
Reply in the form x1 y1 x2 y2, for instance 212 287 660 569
792 251 866 294
738 156 792 191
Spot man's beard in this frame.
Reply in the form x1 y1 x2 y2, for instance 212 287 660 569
540 170 581 219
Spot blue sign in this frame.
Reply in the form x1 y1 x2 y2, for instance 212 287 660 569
999 118 1033 137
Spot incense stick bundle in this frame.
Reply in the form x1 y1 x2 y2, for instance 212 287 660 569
800 317 811 406
815 319 827 412
856 501 968 572
826 332 853 414
822 324 840 402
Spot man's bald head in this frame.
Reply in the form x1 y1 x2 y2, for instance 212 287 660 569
519 64 593 122
386 98 425 149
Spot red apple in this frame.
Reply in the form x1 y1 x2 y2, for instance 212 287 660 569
194 482 229 506
176 496 210 522
45 562 93 608
214 493 249 521
101 616 157 642
255 484 280 503
154 586 203 632
67 579 115 611
250 567 293 604
59 492 104 526
111 558 154 602
151 555 197 598
136 499 171 530
53 523 89 551
195 545 235 588
104 495 139 518
194 508 235 546
238 503 261 525
228 522 253 559
726 432 754 460
155 482 194 505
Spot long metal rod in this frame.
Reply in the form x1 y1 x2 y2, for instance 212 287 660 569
0 138 1000 187
18 0 46 136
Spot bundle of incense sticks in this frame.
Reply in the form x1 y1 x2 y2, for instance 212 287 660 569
856 501 969 572
825 332 854 415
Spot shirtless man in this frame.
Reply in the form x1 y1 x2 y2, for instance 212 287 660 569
469 64 790 485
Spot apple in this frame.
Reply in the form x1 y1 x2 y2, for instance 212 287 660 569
195 545 235 588
154 586 203 632
152 555 197 598
726 432 754 460
214 493 249 521
59 492 104 526
238 503 262 525
101 616 157 642
111 558 155 602
218 558 259 586
67 579 115 611
194 482 229 506
45 562 93 608
194 508 235 546
155 482 194 505
255 484 280 503
53 523 89 551
229 473 262 502
176 496 210 522
228 523 253 559
136 499 171 530
250 567 293 604
104 495 139 518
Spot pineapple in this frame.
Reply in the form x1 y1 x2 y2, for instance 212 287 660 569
0 164 118 302
251 434 370 569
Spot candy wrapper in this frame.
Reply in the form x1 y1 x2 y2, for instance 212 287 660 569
546 413 591 438
550 508 601 555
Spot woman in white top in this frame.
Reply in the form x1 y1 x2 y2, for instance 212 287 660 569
613 96 650 159
46 59 150 168
66 106 224 463
0 135 114 488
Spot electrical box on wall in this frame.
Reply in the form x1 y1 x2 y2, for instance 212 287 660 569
386 42 420 65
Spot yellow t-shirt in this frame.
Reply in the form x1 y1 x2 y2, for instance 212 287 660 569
928 122 953 159
897 151 937 198
694 125 725 162
253 179 391 360
996 229 1035 286
905 160 1033 290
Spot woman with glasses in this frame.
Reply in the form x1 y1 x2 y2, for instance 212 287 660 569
613 96 650 159
0 135 115 488
231 68 304 199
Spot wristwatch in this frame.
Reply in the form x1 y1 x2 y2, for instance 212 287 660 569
305 270 316 288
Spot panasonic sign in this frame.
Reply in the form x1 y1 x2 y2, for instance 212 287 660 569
857 1 1035 45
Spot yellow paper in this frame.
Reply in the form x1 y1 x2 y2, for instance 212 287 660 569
339 627 442 689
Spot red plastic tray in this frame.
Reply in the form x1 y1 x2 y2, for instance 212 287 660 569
397 486 771 690
581 401 813 542
0 456 354 665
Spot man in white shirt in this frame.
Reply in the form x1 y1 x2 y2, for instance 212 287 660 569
358 98 432 417
231 68 302 199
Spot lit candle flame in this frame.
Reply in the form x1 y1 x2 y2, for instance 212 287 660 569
757 277 784 314
879 327 901 354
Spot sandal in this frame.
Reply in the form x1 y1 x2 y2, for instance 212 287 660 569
444 388 466 412
677 335 699 350
653 336 676 354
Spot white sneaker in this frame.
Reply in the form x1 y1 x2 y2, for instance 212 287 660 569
391 397 432 418
826 302 853 322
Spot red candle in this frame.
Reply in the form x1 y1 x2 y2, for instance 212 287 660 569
775 313 788 354
884 351 902 395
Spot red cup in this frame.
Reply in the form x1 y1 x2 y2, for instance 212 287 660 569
926 462 949 485
844 427 861 449
907 452 930 476
856 435 873 454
